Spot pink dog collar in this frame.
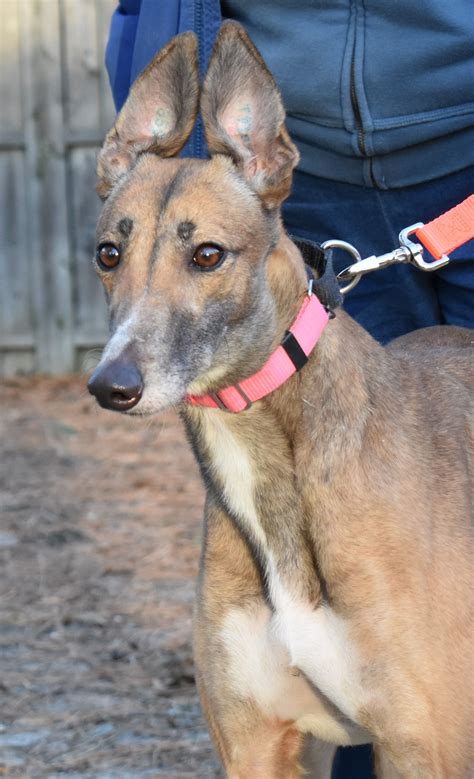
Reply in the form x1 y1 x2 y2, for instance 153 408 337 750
186 292 330 413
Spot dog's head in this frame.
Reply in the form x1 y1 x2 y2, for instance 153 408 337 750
88 23 300 414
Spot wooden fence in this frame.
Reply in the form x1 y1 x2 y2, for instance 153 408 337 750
0 0 117 375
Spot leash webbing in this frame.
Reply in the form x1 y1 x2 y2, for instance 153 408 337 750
416 195 474 259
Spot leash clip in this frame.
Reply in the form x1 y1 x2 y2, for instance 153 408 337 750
326 226 451 295
398 223 450 271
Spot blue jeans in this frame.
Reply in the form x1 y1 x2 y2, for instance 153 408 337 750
283 167 473 778
284 166 474 344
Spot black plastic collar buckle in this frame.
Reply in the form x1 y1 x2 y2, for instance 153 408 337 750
281 331 308 372
291 236 344 313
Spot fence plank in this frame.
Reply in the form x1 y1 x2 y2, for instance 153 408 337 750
96 0 117 134
62 0 101 133
0 0 123 375
0 151 32 336
0 0 23 137
0 351 35 376
70 146 108 338
0 0 34 378
21 0 74 372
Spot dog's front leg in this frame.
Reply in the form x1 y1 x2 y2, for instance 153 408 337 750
374 741 455 779
194 494 311 778
373 747 403 779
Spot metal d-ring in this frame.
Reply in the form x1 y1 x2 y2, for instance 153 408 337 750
321 239 364 295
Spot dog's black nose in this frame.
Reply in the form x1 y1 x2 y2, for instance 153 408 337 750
88 360 143 411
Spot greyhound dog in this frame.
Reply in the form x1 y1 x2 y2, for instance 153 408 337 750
88 23 473 778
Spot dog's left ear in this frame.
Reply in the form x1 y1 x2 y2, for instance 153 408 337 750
97 32 199 199
201 22 299 209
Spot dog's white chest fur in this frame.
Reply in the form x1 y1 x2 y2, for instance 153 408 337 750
200 412 367 736
200 411 268 548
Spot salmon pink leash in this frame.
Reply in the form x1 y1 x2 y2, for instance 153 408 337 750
415 195 474 260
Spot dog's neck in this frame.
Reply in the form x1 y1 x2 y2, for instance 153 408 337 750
266 232 310 349
265 231 393 441
184 231 401 606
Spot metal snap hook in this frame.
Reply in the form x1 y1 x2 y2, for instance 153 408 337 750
399 223 450 271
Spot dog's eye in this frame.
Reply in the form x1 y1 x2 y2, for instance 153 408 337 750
96 243 120 271
192 244 225 270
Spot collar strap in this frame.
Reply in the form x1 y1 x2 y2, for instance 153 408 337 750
186 292 330 413
292 237 344 313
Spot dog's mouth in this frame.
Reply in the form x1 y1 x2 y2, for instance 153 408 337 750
101 386 143 413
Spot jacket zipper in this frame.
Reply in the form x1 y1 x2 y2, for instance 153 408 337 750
194 0 203 157
350 48 366 156
350 34 376 185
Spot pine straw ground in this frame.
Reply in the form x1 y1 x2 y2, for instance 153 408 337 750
0 375 223 778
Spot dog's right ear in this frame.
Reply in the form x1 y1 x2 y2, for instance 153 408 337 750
201 22 299 209
97 32 199 199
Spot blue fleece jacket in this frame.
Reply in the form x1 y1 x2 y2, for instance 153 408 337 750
105 0 474 189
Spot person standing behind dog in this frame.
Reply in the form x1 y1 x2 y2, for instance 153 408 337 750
104 1 474 776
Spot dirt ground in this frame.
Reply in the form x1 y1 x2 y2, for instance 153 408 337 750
0 375 223 778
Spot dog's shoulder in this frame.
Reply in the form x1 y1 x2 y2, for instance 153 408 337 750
387 324 474 352
387 325 474 390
